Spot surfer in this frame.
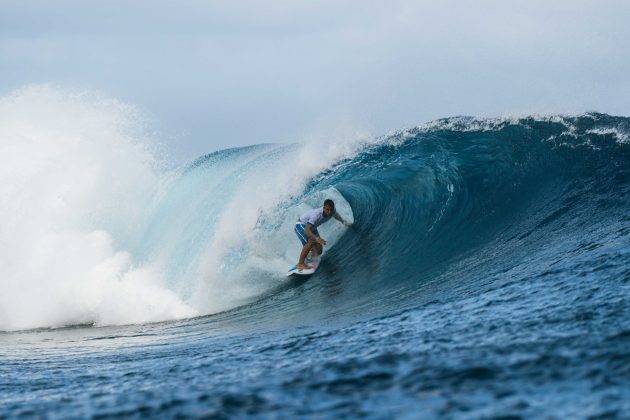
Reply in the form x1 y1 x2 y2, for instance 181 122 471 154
295 199 352 270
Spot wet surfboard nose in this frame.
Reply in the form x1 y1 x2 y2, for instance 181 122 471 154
286 255 321 276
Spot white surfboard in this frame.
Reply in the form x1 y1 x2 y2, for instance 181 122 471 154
286 255 321 276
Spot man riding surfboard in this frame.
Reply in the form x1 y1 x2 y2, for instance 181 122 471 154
294 199 352 271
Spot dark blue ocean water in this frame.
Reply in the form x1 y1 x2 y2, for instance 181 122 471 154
2 113 629 418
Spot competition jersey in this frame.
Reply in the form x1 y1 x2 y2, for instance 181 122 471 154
298 207 336 228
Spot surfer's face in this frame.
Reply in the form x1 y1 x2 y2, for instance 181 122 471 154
323 204 334 217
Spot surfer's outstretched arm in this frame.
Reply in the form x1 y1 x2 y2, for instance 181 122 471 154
334 212 353 227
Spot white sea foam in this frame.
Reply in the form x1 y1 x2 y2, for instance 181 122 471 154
586 127 630 144
0 86 196 331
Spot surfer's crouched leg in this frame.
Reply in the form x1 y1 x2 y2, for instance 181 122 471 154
298 240 316 269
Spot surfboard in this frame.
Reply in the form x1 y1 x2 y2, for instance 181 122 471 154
286 255 321 276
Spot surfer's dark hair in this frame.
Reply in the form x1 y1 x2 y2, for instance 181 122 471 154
324 199 335 209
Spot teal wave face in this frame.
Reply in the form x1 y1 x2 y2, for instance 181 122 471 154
295 113 630 319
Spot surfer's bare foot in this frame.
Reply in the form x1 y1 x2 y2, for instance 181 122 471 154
298 263 313 271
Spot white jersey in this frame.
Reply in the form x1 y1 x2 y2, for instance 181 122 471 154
298 207 335 227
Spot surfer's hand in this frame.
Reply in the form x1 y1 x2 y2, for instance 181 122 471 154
318 238 327 245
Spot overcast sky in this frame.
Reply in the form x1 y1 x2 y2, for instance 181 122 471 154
1 0 629 162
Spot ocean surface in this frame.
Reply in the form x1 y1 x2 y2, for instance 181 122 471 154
1 93 629 418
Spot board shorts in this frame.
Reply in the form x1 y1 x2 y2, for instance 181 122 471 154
295 223 319 246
